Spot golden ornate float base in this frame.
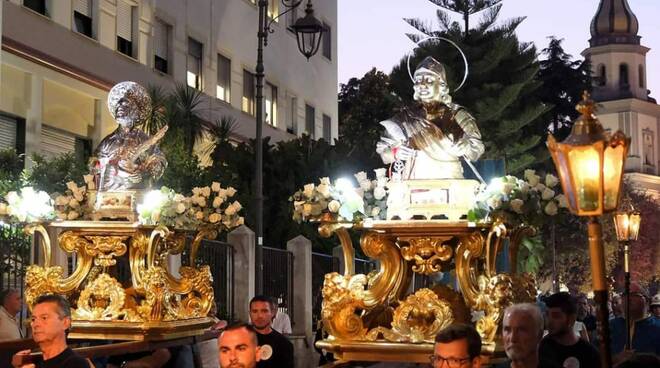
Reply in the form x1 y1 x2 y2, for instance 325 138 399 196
69 317 215 341
316 219 536 364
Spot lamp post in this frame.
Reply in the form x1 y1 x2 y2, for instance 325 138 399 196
254 0 325 293
547 92 630 368
613 202 641 350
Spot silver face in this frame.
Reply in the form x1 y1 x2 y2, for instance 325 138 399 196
107 81 151 127
114 98 140 128
413 70 449 104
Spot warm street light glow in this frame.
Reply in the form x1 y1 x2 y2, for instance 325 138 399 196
614 207 641 242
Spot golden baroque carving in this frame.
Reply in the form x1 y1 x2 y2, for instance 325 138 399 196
399 237 453 275
368 288 454 343
24 265 65 309
85 236 128 267
321 272 368 340
73 273 127 320
177 265 214 319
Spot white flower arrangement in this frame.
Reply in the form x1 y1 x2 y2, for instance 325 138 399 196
53 180 93 221
137 183 244 231
0 187 54 223
290 168 389 223
468 170 568 227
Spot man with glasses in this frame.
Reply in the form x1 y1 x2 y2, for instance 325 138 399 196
431 323 482 368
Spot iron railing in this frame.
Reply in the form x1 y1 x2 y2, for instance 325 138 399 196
0 224 31 331
262 246 294 322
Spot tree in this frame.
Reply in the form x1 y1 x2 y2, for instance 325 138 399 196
391 0 549 174
338 68 401 170
415 0 503 38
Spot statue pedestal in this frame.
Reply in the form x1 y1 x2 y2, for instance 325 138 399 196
316 219 536 364
386 179 480 221
24 221 218 341
88 190 145 222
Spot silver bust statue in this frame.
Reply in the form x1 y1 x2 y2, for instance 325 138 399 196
91 81 167 191
377 57 484 179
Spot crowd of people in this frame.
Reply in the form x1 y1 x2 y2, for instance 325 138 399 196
0 287 658 367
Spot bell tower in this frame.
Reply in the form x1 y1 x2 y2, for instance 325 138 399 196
583 0 649 102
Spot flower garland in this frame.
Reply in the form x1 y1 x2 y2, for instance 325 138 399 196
0 187 54 223
290 169 389 222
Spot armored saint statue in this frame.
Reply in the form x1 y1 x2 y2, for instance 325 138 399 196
92 81 167 191
377 57 484 179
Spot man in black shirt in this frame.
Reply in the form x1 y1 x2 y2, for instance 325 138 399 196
249 295 294 368
539 292 600 368
12 294 89 368
500 303 556 368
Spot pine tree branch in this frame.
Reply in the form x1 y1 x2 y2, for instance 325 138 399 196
403 18 434 36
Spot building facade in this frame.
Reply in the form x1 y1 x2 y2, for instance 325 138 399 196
583 0 660 195
1 0 338 164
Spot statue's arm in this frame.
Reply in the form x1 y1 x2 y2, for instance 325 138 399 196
451 110 485 162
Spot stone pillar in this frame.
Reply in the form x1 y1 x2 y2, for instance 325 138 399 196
332 245 353 275
227 225 255 323
287 235 314 368
24 73 43 168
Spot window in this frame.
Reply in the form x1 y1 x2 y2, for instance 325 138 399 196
117 1 135 57
217 54 231 103
242 70 255 115
73 0 93 37
305 104 315 138
287 96 297 134
0 115 18 151
154 19 170 74
187 38 203 90
619 63 629 89
23 0 46 15
597 64 607 86
639 65 645 88
286 5 298 32
322 23 331 60
323 114 331 141
265 83 278 127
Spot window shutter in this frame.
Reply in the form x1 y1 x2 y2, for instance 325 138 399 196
117 1 133 41
40 126 76 159
73 0 91 17
0 115 17 150
154 20 168 59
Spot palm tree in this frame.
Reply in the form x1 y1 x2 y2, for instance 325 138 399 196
168 83 213 155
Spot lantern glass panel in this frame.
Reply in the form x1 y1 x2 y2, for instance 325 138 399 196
603 144 625 211
568 145 602 212
628 213 641 241
614 213 630 241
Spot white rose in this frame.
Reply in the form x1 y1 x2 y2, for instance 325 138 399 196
502 183 515 195
198 198 207 208
211 182 221 192
371 207 381 217
225 205 237 216
67 211 79 220
231 201 242 212
533 183 546 193
176 203 186 214
236 217 245 226
486 197 502 210
545 174 559 188
173 194 185 202
527 174 540 187
328 200 341 213
510 199 525 214
377 177 388 188
301 204 312 217
544 201 558 216
5 191 19 205
192 187 202 196
73 192 84 202
68 198 80 208
374 187 386 200
541 188 556 201
359 180 372 192
226 187 237 197
303 184 315 198
56 211 67 220
195 211 204 220
55 195 68 206
524 169 536 182
0 203 7 215
316 183 331 199
151 210 161 222
213 196 224 208
520 182 531 195
202 187 212 198
319 177 331 185
208 213 221 223
374 168 387 179
556 194 569 208
354 171 368 183
66 181 78 192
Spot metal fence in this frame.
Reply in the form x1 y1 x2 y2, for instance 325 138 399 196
355 257 377 276
262 246 294 322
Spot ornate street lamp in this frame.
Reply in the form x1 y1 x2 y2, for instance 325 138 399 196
613 201 641 350
547 92 630 368
254 0 324 293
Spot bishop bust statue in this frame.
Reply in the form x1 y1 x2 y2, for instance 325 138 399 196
377 56 484 180
91 81 167 192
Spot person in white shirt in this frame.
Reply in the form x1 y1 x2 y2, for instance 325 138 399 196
0 289 23 341
269 299 292 335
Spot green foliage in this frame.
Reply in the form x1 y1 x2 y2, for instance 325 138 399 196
157 130 210 194
25 153 88 194
0 149 25 197
391 0 549 175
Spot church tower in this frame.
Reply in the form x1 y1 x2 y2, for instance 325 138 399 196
583 0 660 191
